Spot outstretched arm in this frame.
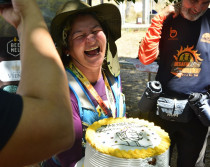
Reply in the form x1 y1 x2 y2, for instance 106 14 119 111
138 3 181 65
0 0 74 166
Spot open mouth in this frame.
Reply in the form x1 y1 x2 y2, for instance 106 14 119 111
191 10 198 15
84 46 100 56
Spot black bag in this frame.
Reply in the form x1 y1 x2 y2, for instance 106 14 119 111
188 92 210 126
138 81 162 113
157 97 193 122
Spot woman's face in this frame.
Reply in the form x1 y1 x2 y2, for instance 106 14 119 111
66 14 106 71
181 0 210 21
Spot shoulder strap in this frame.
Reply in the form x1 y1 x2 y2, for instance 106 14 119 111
66 70 95 112
106 72 126 118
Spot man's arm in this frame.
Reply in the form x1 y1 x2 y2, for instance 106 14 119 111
0 0 74 166
138 3 180 65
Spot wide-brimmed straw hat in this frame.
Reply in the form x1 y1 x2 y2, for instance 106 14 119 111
51 0 121 77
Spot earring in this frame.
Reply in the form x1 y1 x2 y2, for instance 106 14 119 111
67 54 69 57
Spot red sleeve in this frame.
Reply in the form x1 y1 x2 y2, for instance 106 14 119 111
138 14 166 65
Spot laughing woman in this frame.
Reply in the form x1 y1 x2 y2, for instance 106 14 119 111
42 0 126 167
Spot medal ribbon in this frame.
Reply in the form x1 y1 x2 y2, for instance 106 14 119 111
103 72 116 118
67 62 113 117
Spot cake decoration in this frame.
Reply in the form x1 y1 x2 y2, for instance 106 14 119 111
84 117 170 167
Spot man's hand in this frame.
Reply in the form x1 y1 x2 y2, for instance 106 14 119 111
159 2 181 19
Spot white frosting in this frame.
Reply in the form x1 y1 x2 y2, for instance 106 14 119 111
95 122 161 151
84 120 170 167
84 142 169 167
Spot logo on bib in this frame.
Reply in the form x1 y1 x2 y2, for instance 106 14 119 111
168 27 178 40
171 46 203 78
201 33 210 44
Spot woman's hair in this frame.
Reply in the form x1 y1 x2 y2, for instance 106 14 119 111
60 12 108 66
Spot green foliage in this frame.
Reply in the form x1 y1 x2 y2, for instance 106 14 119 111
151 0 181 3
164 0 181 2
108 0 135 4
111 0 181 3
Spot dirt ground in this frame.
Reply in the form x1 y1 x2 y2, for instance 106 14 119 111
116 28 147 59
118 29 210 167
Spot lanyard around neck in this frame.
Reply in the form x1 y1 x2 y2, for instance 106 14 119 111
67 62 113 117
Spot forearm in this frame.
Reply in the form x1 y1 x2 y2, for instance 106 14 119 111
17 1 75 150
138 14 166 65
17 0 74 153
16 0 73 133
16 1 67 99
0 1 75 166
138 3 180 65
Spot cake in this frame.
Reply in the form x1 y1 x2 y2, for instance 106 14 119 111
84 117 170 167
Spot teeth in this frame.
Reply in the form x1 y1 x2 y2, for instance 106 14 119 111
85 46 99 52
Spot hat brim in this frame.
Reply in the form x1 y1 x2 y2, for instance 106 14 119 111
51 2 121 77
51 3 121 46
